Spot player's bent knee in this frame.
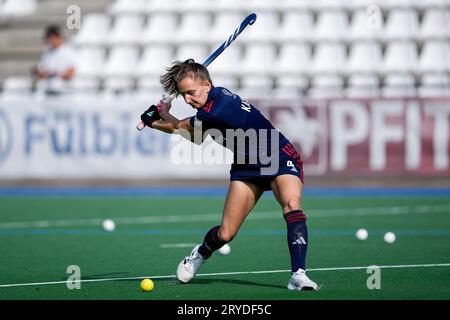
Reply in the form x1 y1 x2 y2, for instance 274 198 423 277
284 199 301 213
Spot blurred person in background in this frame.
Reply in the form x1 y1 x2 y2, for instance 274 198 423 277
33 25 76 95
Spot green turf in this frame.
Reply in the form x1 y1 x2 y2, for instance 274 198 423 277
0 195 449 300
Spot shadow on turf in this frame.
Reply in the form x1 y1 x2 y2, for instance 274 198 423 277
188 278 286 290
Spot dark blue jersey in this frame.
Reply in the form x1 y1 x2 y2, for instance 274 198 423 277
189 86 291 168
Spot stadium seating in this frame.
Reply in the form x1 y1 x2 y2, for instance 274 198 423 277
309 74 345 99
313 43 347 74
1 0 450 98
276 43 312 75
346 74 381 98
348 42 384 74
278 11 315 42
103 46 140 77
73 14 111 45
0 0 36 17
420 9 450 39
0 76 32 100
75 47 107 78
382 73 417 97
141 13 178 44
315 10 350 42
419 40 450 73
107 14 145 45
136 45 174 76
418 73 450 97
384 41 420 74
176 13 212 44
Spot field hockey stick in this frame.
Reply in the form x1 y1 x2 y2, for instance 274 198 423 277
136 13 257 131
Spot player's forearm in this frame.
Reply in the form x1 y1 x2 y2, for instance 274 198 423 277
150 118 179 134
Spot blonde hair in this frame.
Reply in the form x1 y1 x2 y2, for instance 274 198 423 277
160 59 212 97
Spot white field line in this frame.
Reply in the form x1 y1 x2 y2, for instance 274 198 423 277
160 243 197 248
0 262 449 289
0 204 449 230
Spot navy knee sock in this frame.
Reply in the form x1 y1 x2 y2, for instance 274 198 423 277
284 210 308 272
198 225 226 259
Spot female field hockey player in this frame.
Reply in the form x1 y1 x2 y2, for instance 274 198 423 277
140 59 318 290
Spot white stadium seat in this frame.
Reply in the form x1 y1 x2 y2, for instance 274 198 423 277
176 44 209 63
384 9 420 40
316 0 349 10
241 44 277 75
103 77 134 91
309 75 345 99
69 77 100 92
239 75 273 99
1 76 32 92
207 45 242 76
282 0 317 10
1 76 32 100
382 0 421 8
350 9 384 41
147 0 182 13
108 0 147 14
420 9 450 39
107 14 145 45
215 0 248 11
137 74 161 90
73 14 110 45
136 45 174 76
348 0 388 10
418 73 450 97
103 46 140 77
276 43 312 75
210 12 244 43
313 43 347 74
346 74 381 98
243 0 278 11
421 0 450 8
348 42 383 74
384 41 419 74
135 75 165 100
76 47 106 78
240 12 279 42
100 77 135 101
275 75 309 98
180 0 216 12
0 0 36 17
419 40 450 73
315 10 350 42
210 75 239 92
141 13 178 44
67 77 101 100
278 11 315 42
382 73 417 97
176 13 211 43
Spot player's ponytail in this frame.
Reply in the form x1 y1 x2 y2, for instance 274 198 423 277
160 59 212 97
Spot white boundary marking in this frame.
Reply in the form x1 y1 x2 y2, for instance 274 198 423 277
0 262 449 289
160 243 197 248
0 204 449 229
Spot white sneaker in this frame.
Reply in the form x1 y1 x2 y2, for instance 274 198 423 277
176 244 205 283
287 268 318 291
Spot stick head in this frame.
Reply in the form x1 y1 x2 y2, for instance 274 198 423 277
247 13 257 25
